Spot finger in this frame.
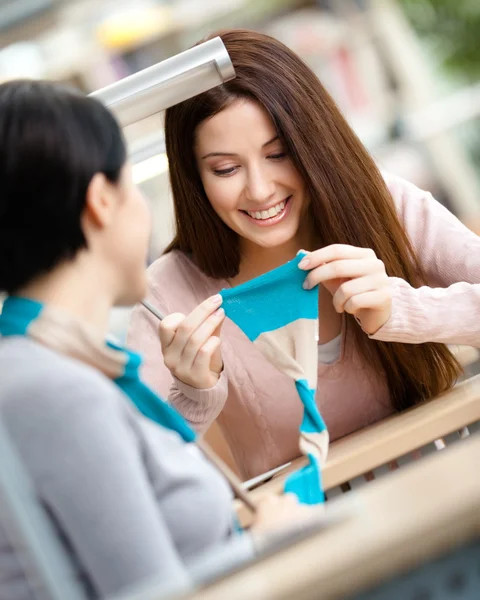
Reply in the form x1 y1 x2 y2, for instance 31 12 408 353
303 258 382 289
210 343 223 375
333 275 385 313
160 314 189 373
211 320 224 373
159 313 186 348
298 245 375 270
169 294 223 354
257 494 284 509
282 492 300 506
343 288 391 316
212 319 224 337
181 309 225 367
191 336 222 380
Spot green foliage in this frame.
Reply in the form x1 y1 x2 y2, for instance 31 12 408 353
399 0 480 80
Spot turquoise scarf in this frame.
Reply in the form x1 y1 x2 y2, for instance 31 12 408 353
0 296 196 443
221 252 328 505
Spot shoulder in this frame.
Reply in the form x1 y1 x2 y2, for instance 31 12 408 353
147 250 201 289
380 169 446 230
0 337 127 427
147 250 197 284
381 169 429 208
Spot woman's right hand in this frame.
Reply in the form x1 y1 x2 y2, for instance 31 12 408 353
250 494 316 535
159 294 225 389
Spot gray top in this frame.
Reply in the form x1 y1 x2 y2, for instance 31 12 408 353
0 337 254 600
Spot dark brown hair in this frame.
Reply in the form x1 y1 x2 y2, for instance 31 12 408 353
165 29 461 411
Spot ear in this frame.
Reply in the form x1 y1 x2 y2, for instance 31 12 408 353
83 173 117 230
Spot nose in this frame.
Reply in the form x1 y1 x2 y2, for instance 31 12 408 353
245 163 275 205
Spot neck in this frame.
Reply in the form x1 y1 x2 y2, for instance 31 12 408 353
16 255 115 337
235 227 317 285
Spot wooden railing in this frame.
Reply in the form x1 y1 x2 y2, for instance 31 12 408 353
236 374 480 526
132 375 480 600
186 433 480 600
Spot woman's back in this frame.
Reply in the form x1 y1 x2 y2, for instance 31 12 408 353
0 337 236 599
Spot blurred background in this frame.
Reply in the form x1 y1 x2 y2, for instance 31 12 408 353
1 0 479 337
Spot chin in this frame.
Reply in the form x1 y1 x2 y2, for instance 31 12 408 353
249 230 299 250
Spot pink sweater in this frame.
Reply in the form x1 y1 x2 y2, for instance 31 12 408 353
127 172 480 479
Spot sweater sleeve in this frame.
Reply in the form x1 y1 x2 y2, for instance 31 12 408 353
370 173 480 346
127 294 228 433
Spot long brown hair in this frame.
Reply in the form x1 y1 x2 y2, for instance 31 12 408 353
165 29 461 411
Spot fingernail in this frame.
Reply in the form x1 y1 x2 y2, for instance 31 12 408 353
298 257 310 269
215 308 225 317
211 294 222 306
302 279 311 290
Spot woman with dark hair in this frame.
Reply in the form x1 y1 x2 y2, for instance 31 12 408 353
0 80 311 600
128 29 480 479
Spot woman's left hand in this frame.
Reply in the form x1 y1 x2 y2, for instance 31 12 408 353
298 245 392 335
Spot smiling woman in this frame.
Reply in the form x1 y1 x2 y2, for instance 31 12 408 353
127 29 480 480
194 99 311 279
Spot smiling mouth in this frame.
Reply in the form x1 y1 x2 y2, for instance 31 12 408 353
241 196 292 225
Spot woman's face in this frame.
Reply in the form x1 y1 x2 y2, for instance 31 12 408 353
107 163 151 306
194 99 310 254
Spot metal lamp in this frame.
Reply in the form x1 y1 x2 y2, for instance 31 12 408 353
90 36 235 127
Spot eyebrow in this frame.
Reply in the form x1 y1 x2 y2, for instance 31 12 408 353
200 135 280 159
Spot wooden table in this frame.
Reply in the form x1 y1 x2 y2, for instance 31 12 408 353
189 433 480 600
237 375 480 525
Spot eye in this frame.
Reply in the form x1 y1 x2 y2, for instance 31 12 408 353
213 166 237 176
268 152 287 161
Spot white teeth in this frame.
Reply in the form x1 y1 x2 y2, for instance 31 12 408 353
246 199 288 220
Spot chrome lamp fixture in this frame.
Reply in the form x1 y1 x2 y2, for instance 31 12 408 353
90 36 235 127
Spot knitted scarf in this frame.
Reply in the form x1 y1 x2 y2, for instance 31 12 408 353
0 296 196 442
221 252 329 504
